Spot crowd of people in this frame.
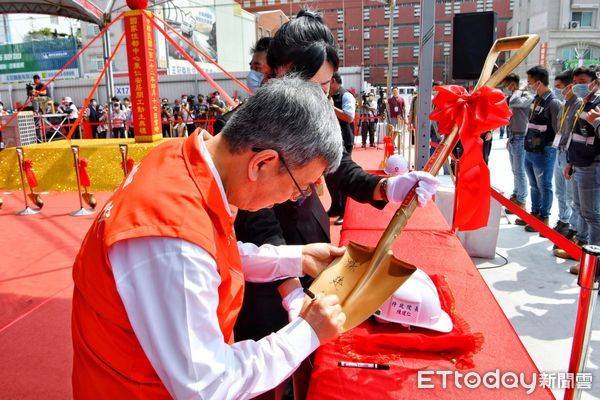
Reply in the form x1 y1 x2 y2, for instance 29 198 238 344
8 74 241 142
501 65 600 275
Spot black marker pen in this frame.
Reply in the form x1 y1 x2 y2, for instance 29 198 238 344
337 361 390 370
303 288 316 300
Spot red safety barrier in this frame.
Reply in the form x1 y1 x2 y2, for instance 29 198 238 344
353 115 384 137
491 188 582 260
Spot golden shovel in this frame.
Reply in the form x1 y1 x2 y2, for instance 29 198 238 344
310 34 540 332
15 147 43 211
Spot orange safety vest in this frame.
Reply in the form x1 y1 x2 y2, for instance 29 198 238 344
71 131 245 399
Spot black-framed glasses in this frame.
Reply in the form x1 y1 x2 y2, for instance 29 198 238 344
252 147 312 204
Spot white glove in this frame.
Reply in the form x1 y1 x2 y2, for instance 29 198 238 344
385 171 440 207
281 287 305 322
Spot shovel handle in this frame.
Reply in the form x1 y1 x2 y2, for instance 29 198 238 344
364 34 539 282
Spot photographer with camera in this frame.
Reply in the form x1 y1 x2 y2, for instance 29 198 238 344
160 98 173 137
27 75 54 114
194 94 209 130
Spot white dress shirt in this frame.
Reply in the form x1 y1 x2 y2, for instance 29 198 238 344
341 91 356 119
108 136 320 399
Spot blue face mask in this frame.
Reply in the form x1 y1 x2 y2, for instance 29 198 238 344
528 82 539 94
552 88 564 101
572 83 591 98
247 70 264 94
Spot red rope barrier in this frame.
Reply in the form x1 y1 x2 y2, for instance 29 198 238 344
66 31 127 140
490 188 582 260
0 12 125 132
153 12 252 96
145 13 235 107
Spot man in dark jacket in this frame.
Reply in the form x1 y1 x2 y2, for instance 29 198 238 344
326 72 356 224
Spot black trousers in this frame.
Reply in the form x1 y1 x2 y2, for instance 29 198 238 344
361 121 375 145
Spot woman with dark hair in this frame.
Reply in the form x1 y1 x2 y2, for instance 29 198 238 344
229 9 438 399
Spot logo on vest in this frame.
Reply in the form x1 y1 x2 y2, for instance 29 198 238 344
98 201 114 224
123 162 141 189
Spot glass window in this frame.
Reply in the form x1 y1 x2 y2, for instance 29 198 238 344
572 11 593 27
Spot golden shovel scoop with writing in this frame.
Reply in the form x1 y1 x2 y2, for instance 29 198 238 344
310 34 540 332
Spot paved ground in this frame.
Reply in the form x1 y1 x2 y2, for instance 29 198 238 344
476 135 600 399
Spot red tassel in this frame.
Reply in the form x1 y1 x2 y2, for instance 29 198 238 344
120 157 135 174
126 158 135 174
22 159 39 188
78 159 91 187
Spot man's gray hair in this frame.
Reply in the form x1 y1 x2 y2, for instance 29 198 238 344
221 75 342 173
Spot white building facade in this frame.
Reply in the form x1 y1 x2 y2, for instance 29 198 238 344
508 0 600 79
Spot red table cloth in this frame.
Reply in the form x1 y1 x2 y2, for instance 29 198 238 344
306 200 554 399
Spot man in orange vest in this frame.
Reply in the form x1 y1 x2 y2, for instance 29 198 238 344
72 76 347 399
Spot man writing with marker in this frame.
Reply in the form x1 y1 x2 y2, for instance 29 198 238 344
71 77 346 399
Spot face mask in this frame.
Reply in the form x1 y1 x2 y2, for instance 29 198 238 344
528 82 539 93
502 87 513 96
552 88 564 101
0 105 4 111
572 83 591 98
182 97 187 102
91 101 97 107
247 70 263 93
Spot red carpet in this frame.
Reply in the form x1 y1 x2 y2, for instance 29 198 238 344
0 146 384 398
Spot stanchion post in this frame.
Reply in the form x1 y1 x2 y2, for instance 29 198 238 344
70 145 95 216
119 143 129 177
15 147 40 216
564 244 600 400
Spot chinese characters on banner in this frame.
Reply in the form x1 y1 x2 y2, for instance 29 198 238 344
124 10 162 142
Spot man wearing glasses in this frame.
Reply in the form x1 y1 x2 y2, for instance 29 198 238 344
72 77 349 398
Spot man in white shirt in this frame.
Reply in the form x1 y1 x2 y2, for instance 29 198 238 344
72 76 347 399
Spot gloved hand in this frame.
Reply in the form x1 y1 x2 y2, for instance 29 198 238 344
386 171 440 207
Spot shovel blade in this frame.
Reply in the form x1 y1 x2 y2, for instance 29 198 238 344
341 253 416 332
309 241 376 305
309 242 417 332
